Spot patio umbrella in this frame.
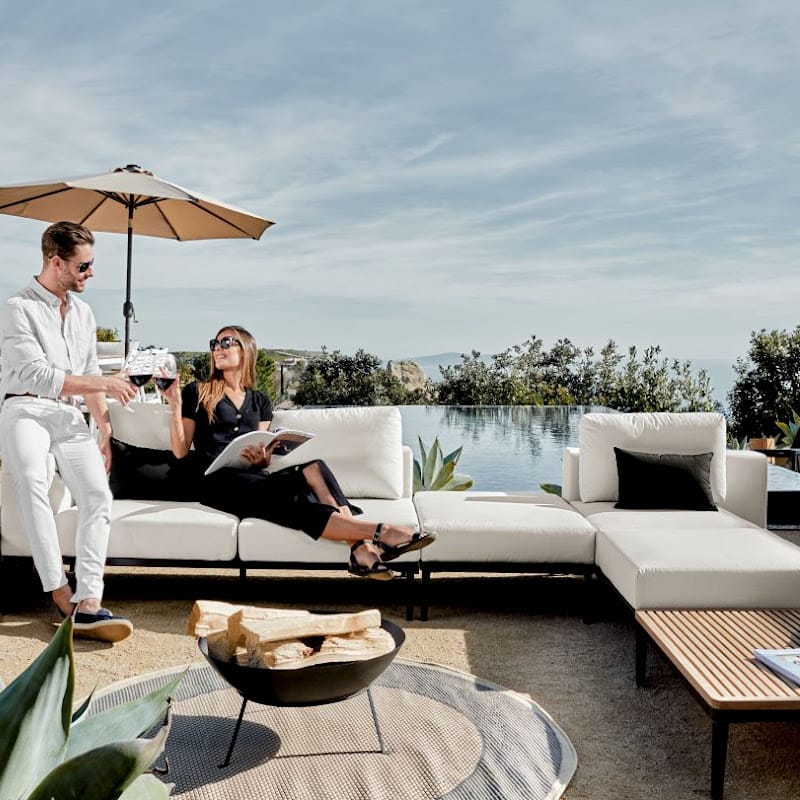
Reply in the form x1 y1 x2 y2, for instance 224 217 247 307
0 164 274 355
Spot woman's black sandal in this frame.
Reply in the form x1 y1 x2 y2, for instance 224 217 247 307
348 542 395 581
374 523 436 562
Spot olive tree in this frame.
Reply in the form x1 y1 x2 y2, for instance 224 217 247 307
728 327 800 438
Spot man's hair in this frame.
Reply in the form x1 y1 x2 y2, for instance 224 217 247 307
41 221 95 260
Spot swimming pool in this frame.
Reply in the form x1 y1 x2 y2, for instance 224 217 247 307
397 405 800 493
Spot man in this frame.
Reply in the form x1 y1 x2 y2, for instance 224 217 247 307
0 221 138 642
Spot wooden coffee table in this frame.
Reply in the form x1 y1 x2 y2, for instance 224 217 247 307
635 609 800 800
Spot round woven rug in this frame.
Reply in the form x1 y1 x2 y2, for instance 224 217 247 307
92 659 577 800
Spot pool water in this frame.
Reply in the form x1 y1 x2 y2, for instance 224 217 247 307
397 405 800 493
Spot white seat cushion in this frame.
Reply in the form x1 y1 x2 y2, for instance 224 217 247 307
54 500 239 561
568 503 760 531
237 498 419 563
596 526 800 609
413 491 596 564
578 412 727 504
270 407 404 499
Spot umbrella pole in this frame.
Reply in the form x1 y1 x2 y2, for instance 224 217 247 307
123 197 135 358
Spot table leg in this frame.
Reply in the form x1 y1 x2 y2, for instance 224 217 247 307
710 717 729 800
219 697 248 768
366 685 387 754
635 624 648 687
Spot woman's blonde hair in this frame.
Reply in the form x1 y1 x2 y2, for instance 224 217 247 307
197 325 259 423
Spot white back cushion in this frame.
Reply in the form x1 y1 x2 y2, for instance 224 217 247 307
578 412 727 503
108 401 173 449
271 406 404 499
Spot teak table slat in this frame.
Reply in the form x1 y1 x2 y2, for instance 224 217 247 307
635 609 800 800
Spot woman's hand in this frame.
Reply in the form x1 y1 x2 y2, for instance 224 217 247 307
241 441 279 469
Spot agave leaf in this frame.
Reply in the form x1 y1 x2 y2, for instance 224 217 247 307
67 673 183 760
442 445 463 467
119 773 174 799
72 688 96 725
429 460 456 490
539 483 563 496
423 439 443 488
441 474 474 491
412 458 423 493
0 617 73 800
417 436 428 469
27 711 171 800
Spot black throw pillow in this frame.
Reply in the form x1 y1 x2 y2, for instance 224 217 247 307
109 438 197 501
613 447 718 511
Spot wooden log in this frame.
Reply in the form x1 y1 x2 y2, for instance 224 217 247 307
270 627 396 669
187 600 311 637
250 639 314 669
241 609 381 648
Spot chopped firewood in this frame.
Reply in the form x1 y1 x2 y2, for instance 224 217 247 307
206 629 235 662
187 599 310 637
265 626 395 669
250 638 314 669
234 646 250 666
241 609 381 648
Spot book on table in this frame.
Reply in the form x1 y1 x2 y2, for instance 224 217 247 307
753 648 800 686
204 429 314 475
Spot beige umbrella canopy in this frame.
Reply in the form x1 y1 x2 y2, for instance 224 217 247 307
0 164 274 353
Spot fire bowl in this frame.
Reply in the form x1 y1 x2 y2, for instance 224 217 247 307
198 618 405 707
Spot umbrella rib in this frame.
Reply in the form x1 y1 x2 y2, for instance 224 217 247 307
191 203 261 239
153 203 181 240
0 186 72 212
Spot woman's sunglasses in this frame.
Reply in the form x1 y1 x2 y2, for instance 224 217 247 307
210 336 242 351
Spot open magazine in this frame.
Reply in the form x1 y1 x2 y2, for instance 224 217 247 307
204 428 315 476
754 648 800 686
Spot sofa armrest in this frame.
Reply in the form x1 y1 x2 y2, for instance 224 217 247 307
562 447 580 501
721 449 768 527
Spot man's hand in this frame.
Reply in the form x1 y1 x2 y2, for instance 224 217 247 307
104 375 138 404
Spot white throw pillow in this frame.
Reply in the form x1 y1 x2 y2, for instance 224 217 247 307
578 412 727 503
108 401 173 450
270 406 404 499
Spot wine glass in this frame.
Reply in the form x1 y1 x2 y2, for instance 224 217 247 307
123 349 155 401
153 352 178 401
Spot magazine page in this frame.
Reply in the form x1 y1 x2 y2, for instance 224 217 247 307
754 648 800 686
204 429 314 475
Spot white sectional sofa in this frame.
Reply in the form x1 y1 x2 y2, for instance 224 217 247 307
0 403 421 618
3 406 800 622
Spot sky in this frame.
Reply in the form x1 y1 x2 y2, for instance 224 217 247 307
1 1 799 371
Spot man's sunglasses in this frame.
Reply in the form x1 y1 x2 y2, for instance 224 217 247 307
210 336 242 350
62 257 94 273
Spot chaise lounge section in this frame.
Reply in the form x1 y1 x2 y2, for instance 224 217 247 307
562 411 800 610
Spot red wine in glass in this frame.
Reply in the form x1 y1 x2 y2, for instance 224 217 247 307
154 376 176 391
129 373 153 387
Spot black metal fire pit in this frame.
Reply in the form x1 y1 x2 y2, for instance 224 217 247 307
198 617 405 766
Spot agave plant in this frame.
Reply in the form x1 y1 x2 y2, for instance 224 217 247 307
726 433 749 450
413 436 473 492
0 616 180 800
776 410 800 449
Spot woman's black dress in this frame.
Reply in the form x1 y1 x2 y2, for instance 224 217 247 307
180 382 361 539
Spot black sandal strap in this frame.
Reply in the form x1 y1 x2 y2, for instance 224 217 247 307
372 523 384 544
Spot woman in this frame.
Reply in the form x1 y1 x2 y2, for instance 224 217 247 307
161 325 434 579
